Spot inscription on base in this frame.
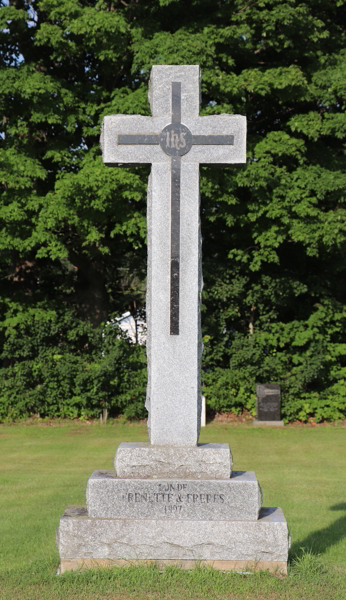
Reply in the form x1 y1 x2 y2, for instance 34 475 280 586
118 481 233 518
124 482 225 515
88 471 261 521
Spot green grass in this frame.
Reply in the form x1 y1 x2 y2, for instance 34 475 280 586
0 420 346 599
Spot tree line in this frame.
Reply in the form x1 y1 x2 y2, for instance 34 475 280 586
1 0 346 422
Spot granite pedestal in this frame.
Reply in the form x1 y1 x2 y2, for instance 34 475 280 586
58 450 289 574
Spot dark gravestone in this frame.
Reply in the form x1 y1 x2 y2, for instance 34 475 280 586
256 384 281 422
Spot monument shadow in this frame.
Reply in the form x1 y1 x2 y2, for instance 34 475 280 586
290 503 346 559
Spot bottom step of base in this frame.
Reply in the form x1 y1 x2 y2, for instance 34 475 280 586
58 506 289 575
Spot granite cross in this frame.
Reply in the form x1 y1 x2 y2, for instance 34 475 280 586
101 65 246 446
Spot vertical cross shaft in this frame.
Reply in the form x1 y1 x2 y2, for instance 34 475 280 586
170 82 182 335
170 154 180 335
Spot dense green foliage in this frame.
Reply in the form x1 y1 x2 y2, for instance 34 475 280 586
1 0 346 422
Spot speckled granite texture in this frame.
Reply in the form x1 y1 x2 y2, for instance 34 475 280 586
115 442 232 479
58 506 289 565
146 159 202 446
87 470 261 521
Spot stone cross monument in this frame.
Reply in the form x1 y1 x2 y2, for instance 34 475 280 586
58 66 290 574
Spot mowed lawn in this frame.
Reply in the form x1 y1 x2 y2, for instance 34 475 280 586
0 420 345 600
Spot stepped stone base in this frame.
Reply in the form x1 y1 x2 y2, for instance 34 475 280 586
57 506 289 575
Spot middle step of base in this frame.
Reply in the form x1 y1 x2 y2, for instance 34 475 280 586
87 470 262 521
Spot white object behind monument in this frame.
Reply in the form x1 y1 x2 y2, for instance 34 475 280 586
201 395 206 427
115 312 146 345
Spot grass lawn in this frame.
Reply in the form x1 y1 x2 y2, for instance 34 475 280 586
0 420 345 599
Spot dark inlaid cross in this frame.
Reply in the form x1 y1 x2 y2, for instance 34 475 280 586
101 66 246 446
117 82 234 335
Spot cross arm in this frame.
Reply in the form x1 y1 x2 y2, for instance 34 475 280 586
101 115 170 166
183 115 246 165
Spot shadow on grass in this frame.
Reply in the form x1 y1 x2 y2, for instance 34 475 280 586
290 503 346 558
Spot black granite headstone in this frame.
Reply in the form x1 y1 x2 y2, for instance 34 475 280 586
256 384 281 421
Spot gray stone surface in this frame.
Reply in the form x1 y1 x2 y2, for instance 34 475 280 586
101 116 170 165
183 115 246 165
115 442 232 479
149 65 201 119
146 161 202 445
101 115 246 166
87 470 261 521
253 420 284 427
58 506 289 563
101 65 246 447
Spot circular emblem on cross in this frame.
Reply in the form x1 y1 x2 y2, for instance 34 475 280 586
159 124 193 156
